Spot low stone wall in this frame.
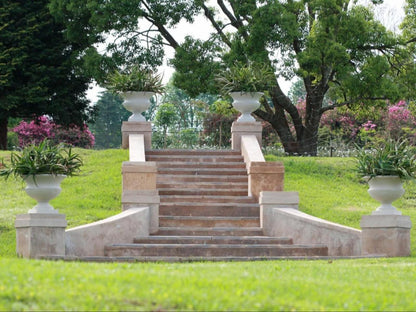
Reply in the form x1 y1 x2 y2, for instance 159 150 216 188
65 207 149 257
263 207 362 256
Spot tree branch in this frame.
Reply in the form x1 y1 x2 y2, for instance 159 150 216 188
201 3 232 47
320 96 388 114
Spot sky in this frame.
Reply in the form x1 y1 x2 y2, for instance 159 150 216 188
86 0 406 104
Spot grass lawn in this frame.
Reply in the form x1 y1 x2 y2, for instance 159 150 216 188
1 149 416 310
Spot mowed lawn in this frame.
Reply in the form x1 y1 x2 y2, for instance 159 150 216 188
1 149 416 310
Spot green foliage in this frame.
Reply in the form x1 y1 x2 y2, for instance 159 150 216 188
355 139 416 180
215 62 275 95
48 0 416 155
6 132 18 151
171 37 222 97
154 103 179 148
106 66 164 93
0 0 93 149
0 141 82 180
1 258 416 310
88 92 130 149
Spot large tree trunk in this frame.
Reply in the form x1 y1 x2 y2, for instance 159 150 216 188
0 116 8 150
254 88 324 156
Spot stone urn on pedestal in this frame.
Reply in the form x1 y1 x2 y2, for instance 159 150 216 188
107 66 164 122
356 139 416 215
216 62 274 122
0 140 83 258
0 140 83 214
122 91 156 122
24 174 66 214
230 92 263 123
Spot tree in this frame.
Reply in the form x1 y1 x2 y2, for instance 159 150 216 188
0 0 93 150
154 103 179 148
50 0 416 155
88 92 130 149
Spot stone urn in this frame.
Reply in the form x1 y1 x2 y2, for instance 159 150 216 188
230 92 263 122
367 176 404 215
122 91 155 122
24 174 66 214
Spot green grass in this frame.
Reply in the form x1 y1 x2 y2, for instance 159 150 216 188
0 257 416 311
1 149 416 310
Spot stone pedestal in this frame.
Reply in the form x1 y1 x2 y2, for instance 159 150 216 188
122 190 160 234
122 161 157 191
231 121 262 150
260 191 299 232
121 121 152 150
248 162 284 199
15 213 67 258
360 215 411 257
122 161 159 234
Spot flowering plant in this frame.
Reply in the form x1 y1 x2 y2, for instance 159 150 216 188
13 116 95 149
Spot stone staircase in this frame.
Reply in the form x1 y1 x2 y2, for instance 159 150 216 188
104 149 328 261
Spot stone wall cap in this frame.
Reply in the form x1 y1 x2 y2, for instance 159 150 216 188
276 208 362 234
121 121 152 131
360 215 412 229
260 191 299 204
122 191 160 204
231 122 262 131
122 161 157 172
249 161 284 174
15 213 67 228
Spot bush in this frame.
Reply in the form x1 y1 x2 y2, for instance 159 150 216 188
13 116 94 149
6 132 19 150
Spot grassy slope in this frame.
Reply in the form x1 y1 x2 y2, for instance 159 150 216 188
1 149 416 310
265 155 416 256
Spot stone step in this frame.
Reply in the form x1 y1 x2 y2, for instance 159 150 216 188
159 216 260 227
147 149 240 156
160 195 257 204
156 227 264 236
43 255 343 262
147 155 244 163
157 181 248 190
159 203 259 217
105 243 329 258
158 188 248 196
157 168 247 176
157 175 248 183
156 162 246 169
133 235 293 245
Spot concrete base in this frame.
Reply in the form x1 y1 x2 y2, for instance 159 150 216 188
231 121 262 150
361 215 411 257
121 121 152 150
122 190 160 234
15 213 67 258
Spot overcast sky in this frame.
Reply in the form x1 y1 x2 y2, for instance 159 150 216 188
86 0 406 103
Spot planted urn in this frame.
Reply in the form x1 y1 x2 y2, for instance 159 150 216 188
107 66 164 122
0 140 83 213
355 139 416 215
216 62 274 122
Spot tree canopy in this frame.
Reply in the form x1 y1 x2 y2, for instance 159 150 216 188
0 0 93 150
50 0 416 154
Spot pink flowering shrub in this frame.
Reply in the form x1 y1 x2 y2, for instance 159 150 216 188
384 100 416 142
289 99 416 147
13 116 95 148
